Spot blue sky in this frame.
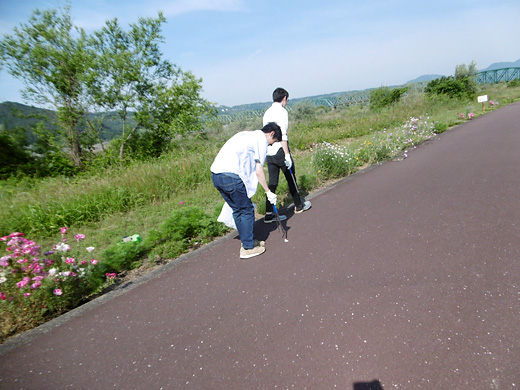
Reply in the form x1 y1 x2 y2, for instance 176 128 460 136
1 0 519 107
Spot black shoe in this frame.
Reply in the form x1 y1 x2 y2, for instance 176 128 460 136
264 213 287 223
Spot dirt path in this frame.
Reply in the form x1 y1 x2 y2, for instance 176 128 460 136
1 103 519 389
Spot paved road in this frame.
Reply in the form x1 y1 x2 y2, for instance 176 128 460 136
1 103 519 389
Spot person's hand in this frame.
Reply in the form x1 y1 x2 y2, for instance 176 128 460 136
266 191 277 205
284 154 292 169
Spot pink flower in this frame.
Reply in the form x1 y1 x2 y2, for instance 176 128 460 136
60 227 68 235
16 277 31 288
53 289 63 296
24 292 31 297
30 282 41 289
65 258 75 264
80 260 88 265
179 202 185 205
90 259 98 265
0 256 10 267
460 113 465 119
74 234 86 242
106 273 116 279
0 292 6 300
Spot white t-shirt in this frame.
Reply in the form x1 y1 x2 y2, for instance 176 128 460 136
210 130 268 198
263 102 288 156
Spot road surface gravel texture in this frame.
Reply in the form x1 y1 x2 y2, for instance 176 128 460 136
1 103 519 390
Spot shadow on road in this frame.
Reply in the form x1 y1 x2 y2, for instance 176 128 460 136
353 379 384 389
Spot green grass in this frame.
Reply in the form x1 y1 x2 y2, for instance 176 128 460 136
2 83 519 240
1 82 520 341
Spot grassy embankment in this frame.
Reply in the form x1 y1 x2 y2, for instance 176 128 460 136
1 82 519 341
2 83 519 256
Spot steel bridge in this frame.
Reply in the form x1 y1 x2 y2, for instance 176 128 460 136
217 91 372 124
476 67 520 84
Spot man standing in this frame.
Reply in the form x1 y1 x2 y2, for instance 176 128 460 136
263 87 311 223
211 123 282 259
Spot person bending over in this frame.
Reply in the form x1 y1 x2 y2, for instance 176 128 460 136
211 122 282 259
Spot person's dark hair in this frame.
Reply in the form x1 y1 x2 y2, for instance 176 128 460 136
272 87 289 103
262 122 282 142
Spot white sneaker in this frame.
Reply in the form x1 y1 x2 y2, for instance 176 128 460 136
295 200 311 214
240 244 266 259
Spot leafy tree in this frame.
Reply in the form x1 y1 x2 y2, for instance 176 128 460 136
0 5 92 168
88 14 216 160
1 6 215 170
135 70 217 157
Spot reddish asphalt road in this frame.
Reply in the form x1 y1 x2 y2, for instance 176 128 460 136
1 103 519 389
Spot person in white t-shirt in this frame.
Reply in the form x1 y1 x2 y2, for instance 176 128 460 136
211 123 282 259
263 87 311 223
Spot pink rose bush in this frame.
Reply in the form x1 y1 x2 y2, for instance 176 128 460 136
1 228 116 336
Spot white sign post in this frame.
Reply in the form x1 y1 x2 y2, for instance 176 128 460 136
478 95 488 111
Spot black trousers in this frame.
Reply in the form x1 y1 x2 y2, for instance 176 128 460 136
265 148 302 214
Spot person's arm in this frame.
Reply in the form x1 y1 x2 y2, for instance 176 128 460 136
256 161 269 193
256 161 277 204
281 140 290 155
280 109 292 167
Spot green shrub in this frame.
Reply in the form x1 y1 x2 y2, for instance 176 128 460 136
425 76 466 99
144 206 228 260
507 79 520 88
292 101 316 122
370 86 409 111
0 127 36 179
433 122 449 133
425 66 477 101
100 241 148 274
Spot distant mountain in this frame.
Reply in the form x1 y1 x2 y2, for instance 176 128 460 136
0 102 57 143
0 101 128 143
480 59 520 71
406 74 445 83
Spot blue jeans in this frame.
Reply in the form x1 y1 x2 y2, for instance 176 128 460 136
212 173 255 249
